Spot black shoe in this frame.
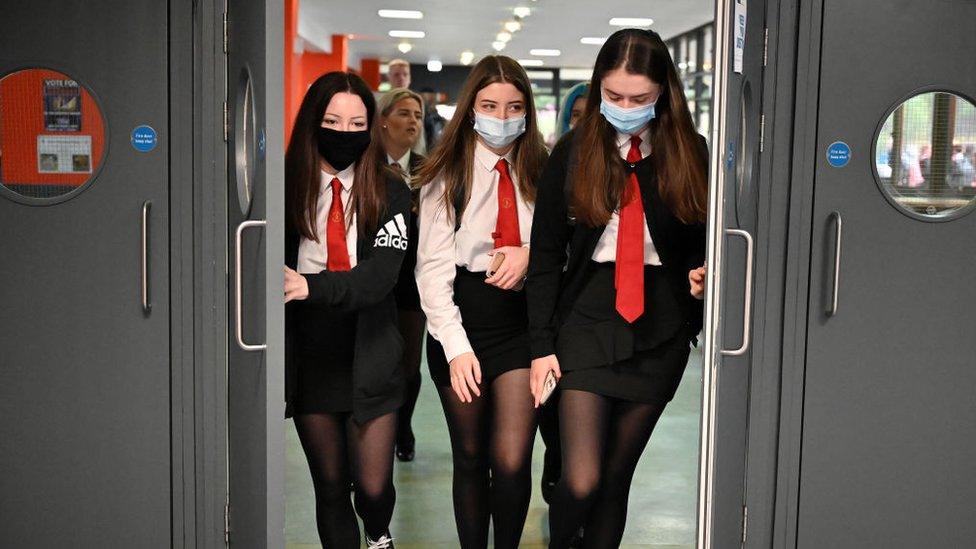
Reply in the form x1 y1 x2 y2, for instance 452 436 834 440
395 434 415 462
541 450 560 504
568 527 584 549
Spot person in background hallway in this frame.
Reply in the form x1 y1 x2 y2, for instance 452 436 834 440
283 71 410 549
388 58 411 90
538 80 592 505
376 88 427 462
420 87 448 152
526 29 708 548
414 55 549 549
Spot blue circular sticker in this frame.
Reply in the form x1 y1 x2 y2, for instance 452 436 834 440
131 125 158 153
258 128 266 160
826 141 851 167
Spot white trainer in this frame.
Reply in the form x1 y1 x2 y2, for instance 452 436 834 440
365 533 395 549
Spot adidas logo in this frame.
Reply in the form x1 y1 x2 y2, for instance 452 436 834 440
374 213 409 251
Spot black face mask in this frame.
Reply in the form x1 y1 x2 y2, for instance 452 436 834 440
316 127 371 172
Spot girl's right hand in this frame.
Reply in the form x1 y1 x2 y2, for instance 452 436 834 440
530 354 562 408
449 352 482 403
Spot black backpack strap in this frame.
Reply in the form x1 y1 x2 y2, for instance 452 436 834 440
564 134 579 225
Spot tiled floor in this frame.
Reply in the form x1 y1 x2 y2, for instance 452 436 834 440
286 347 702 548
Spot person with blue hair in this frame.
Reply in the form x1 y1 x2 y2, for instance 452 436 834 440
556 82 590 138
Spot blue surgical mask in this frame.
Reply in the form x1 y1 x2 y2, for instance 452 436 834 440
599 99 656 135
472 111 526 149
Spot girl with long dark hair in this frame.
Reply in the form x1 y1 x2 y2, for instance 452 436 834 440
414 55 549 548
283 71 411 549
526 29 709 548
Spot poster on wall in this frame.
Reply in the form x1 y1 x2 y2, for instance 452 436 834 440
37 135 92 173
43 79 82 131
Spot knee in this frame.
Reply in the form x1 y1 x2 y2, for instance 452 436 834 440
355 477 393 503
563 469 601 502
491 452 530 482
312 476 351 503
453 444 488 474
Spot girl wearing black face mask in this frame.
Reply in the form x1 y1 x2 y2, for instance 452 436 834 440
283 71 411 549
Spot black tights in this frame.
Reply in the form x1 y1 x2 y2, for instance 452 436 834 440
438 368 538 549
548 390 666 549
293 411 397 547
396 309 425 445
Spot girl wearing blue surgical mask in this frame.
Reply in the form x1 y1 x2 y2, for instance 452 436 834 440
414 55 548 548
526 29 709 547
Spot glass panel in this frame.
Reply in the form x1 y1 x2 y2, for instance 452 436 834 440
234 67 257 216
874 91 976 220
0 68 106 201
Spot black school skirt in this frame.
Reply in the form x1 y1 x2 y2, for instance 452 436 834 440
291 302 358 414
426 267 530 387
556 262 693 406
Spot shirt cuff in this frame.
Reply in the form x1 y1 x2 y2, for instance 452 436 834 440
441 328 474 363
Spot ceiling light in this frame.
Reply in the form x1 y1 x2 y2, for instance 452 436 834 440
609 17 654 27
460 50 475 65
397 42 413 53
513 6 531 18
389 30 425 38
518 59 544 67
580 36 607 45
496 31 512 42
492 41 507 51
427 60 443 72
504 20 522 33
529 49 560 56
378 9 423 19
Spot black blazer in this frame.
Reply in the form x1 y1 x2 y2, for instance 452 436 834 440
526 129 707 361
285 171 412 422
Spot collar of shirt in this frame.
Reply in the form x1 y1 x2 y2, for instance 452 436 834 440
615 127 652 160
473 140 515 173
387 152 412 175
319 162 356 195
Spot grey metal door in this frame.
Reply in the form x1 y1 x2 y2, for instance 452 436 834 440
699 0 766 546
797 1 976 546
0 2 171 547
225 0 285 546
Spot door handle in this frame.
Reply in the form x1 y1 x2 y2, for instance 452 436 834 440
720 228 754 356
142 200 151 314
827 211 842 316
235 219 267 351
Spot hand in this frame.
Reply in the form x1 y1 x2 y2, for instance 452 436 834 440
284 266 309 302
486 246 529 290
448 352 482 403
689 265 706 300
530 354 562 408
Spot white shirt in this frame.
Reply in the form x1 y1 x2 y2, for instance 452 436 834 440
416 141 534 362
297 164 358 273
387 151 412 176
591 127 662 265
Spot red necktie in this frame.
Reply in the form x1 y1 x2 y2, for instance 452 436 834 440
492 158 521 248
615 135 645 322
326 177 352 271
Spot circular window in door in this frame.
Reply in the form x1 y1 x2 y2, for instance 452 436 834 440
0 67 108 204
873 90 976 221
234 67 257 216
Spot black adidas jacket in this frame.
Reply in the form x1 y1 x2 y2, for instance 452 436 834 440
285 172 412 423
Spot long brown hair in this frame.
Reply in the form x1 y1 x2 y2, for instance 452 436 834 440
286 71 392 240
414 55 548 220
574 28 707 226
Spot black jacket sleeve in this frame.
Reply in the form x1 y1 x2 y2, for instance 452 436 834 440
681 134 710 275
526 134 574 359
304 176 412 311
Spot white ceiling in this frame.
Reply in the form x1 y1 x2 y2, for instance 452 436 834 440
298 0 714 69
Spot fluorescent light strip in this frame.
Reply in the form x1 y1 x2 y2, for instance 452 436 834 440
580 36 607 45
518 59 544 67
609 17 654 26
389 30 425 38
378 9 423 19
529 49 560 56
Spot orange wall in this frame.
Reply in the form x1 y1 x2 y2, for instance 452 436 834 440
0 69 105 185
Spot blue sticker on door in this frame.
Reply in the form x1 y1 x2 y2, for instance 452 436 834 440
131 125 158 152
826 141 851 167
